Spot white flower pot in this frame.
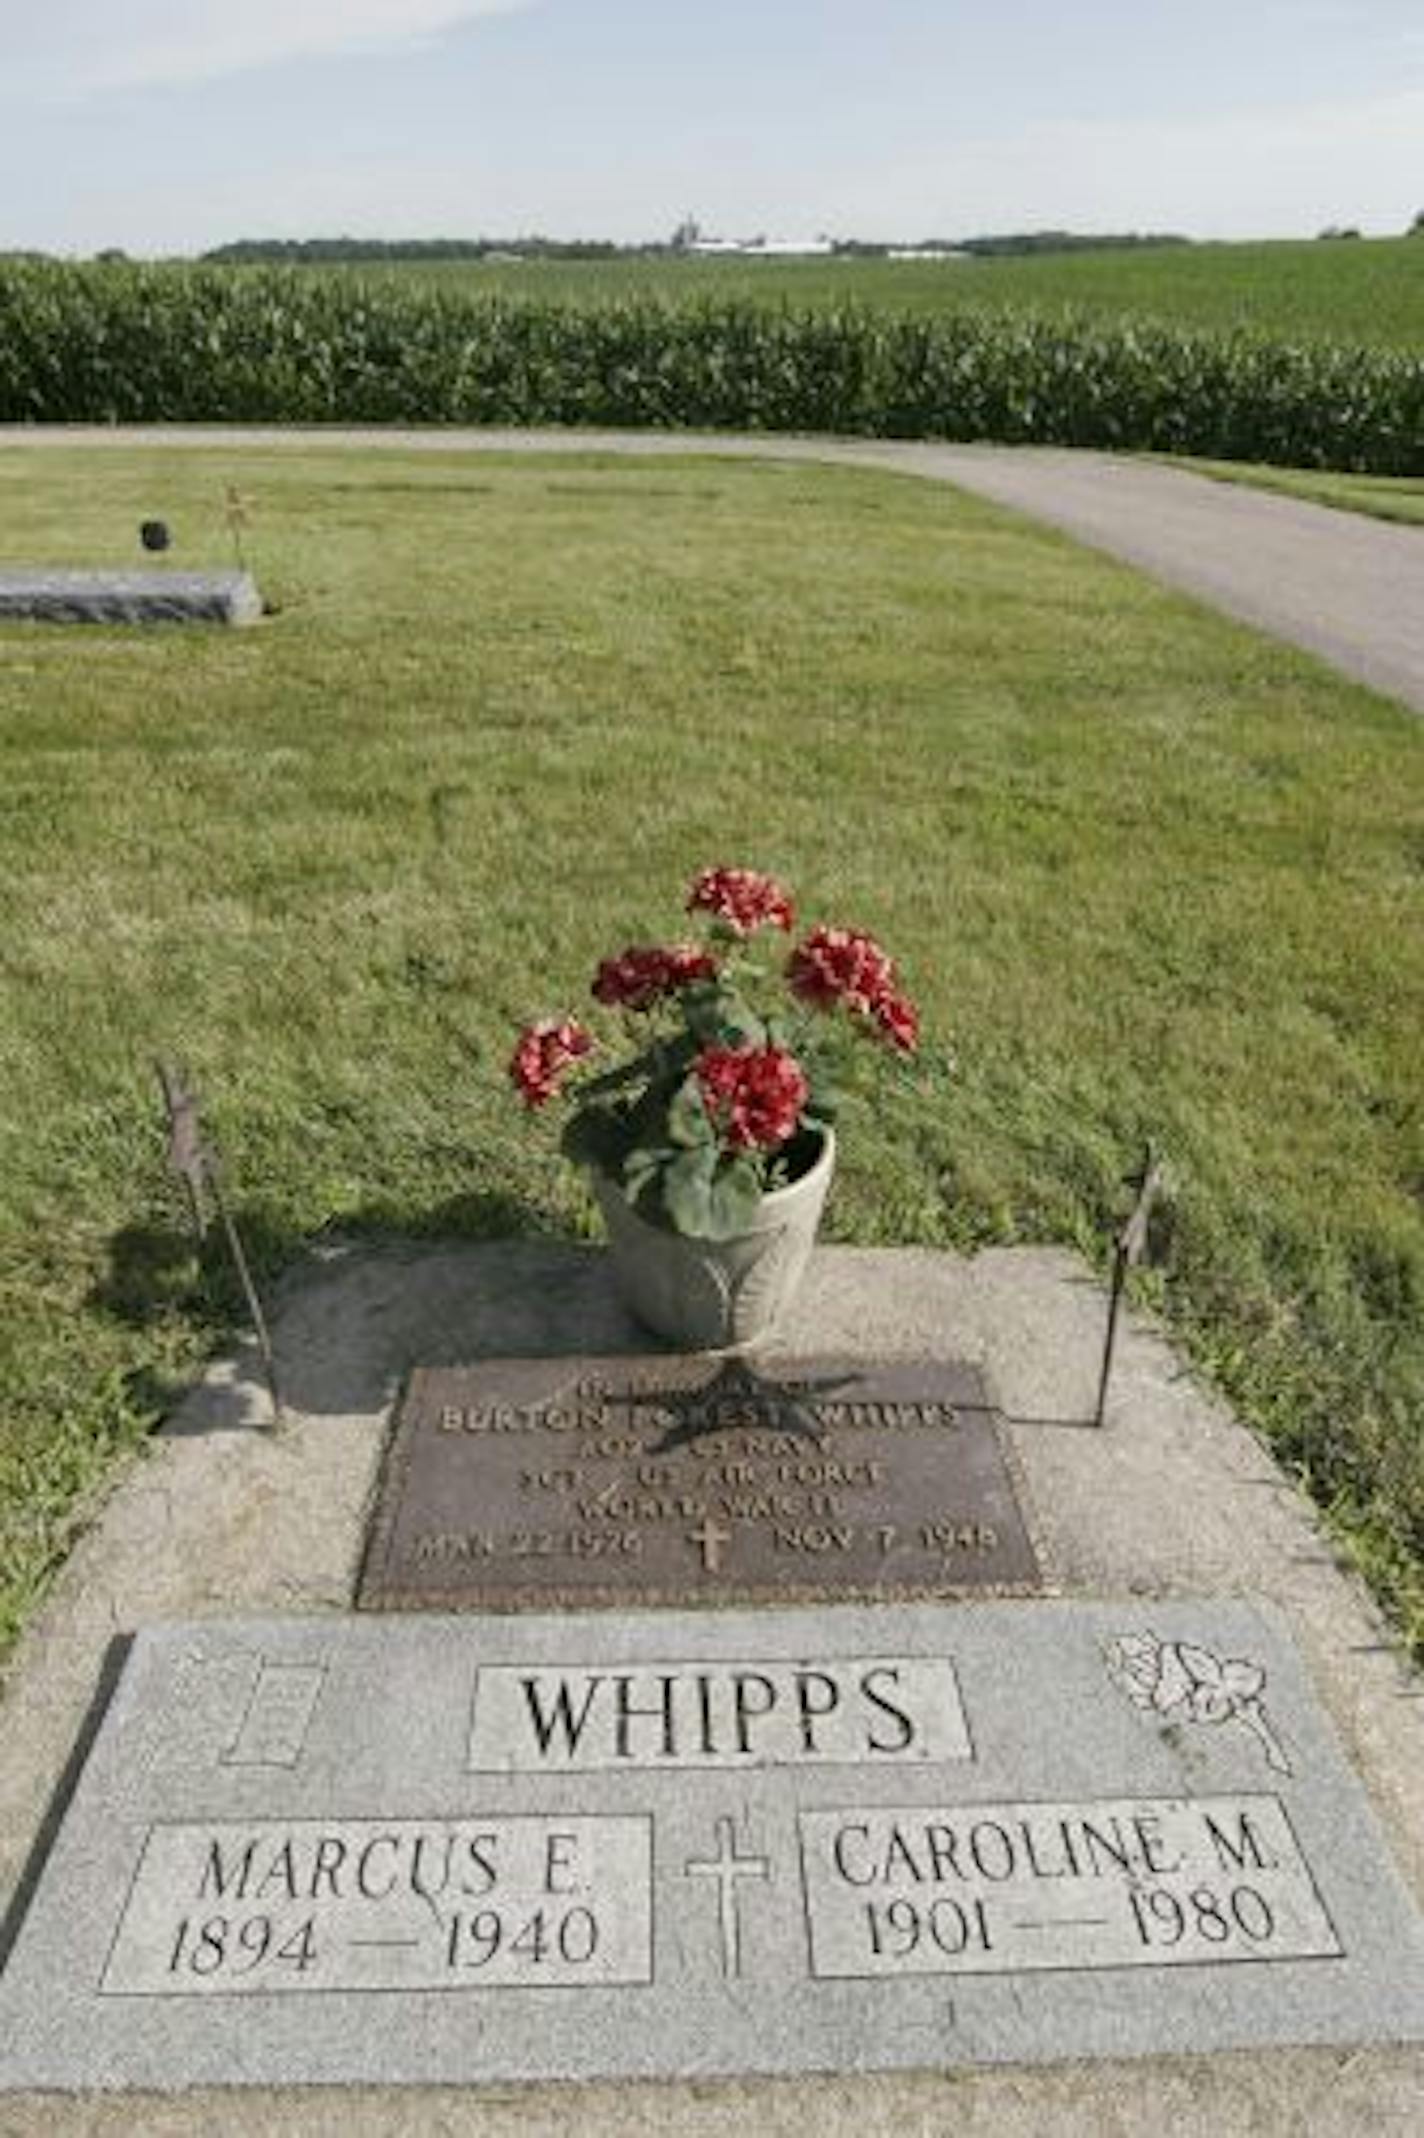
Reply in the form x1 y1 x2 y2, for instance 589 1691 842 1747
591 1129 835 1351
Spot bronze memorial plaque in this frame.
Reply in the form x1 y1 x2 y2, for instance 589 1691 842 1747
358 1354 1041 1611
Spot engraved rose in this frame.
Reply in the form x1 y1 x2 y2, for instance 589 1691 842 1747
1106 1632 1291 1775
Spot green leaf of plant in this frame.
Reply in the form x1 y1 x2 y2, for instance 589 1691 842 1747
667 1070 714 1149
803 1070 843 1123
704 1155 765 1240
576 1047 662 1101
679 979 728 1045
622 1142 675 1211
716 994 768 1049
680 979 766 1051
663 1146 716 1236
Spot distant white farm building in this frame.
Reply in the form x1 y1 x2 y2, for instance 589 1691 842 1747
688 235 837 258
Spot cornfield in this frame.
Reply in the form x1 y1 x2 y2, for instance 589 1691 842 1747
2 259 1420 472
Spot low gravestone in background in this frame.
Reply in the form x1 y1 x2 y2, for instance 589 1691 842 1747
0 569 262 625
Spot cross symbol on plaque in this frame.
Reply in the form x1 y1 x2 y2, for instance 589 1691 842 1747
686 1515 732 1573
684 1816 770 1978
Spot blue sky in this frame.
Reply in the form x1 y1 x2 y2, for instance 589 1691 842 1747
5 0 1424 255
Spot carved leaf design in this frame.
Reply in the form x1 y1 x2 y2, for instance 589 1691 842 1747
727 1225 796 1344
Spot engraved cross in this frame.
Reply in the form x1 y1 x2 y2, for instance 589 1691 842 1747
684 1816 770 1978
686 1515 732 1573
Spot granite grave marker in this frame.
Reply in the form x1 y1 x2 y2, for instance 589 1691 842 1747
0 569 261 626
3 1598 1423 2091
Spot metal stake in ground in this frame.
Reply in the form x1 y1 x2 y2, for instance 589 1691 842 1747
1094 1145 1165 1429
223 487 251 575
156 1061 282 1425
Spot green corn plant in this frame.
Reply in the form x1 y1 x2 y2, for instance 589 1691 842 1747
1 259 1420 473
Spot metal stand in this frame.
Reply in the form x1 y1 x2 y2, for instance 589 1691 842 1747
1094 1144 1164 1429
157 1061 281 1424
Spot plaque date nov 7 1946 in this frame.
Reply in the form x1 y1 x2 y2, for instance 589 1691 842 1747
358 1354 1040 1611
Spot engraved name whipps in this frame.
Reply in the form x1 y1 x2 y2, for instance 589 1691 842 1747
468 1652 972 1770
358 1355 1039 1610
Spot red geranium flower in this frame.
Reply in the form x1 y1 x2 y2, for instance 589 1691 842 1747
592 943 718 1010
873 990 920 1053
687 865 795 937
787 925 895 1015
695 1044 808 1151
789 924 919 1052
508 1018 594 1107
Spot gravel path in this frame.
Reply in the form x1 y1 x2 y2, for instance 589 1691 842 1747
5 427 1423 715
867 443 1424 716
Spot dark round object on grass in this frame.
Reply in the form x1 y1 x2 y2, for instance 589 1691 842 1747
140 520 171 553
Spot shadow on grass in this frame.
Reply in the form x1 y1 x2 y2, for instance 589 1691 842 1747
93 1186 550 1333
88 1188 662 1438
87 1198 1125 1446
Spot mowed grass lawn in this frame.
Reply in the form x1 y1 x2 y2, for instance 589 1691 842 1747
1 446 1422 1661
1175 460 1424 527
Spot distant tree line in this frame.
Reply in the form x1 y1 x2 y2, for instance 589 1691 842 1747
199 236 650 263
9 217 1420 269
199 229 1195 264
929 231 1190 257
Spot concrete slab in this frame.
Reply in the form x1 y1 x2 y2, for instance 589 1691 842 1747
3 1599 1421 2093
0 568 262 625
2 1243 1423 2131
